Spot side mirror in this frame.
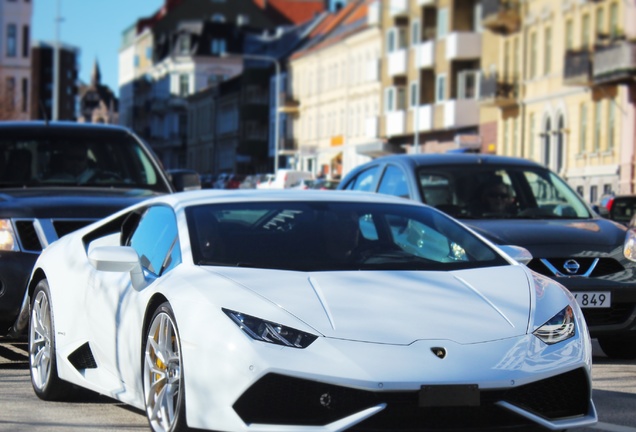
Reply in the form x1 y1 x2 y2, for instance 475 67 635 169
168 169 201 192
498 245 533 265
88 246 146 290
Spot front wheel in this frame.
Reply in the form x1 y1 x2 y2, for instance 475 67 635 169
598 335 636 360
143 302 189 432
29 279 73 400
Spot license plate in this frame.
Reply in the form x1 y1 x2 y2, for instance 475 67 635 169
419 384 480 407
573 292 611 308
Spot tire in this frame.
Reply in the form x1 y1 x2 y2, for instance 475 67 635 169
143 302 189 432
28 279 74 400
598 335 636 360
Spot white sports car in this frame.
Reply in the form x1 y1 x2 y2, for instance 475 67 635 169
24 190 597 432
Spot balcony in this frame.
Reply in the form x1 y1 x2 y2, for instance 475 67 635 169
389 0 408 17
414 41 435 69
413 104 434 132
479 73 519 107
563 49 593 86
279 93 300 115
386 110 406 137
388 49 408 77
446 32 482 60
593 40 636 85
418 0 435 5
365 116 379 138
481 0 520 35
443 99 479 129
279 137 298 154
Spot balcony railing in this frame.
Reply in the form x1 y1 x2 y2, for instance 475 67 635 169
481 0 521 35
563 49 593 86
593 40 636 85
479 73 519 107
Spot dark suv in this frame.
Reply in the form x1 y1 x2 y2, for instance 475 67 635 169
0 121 197 336
339 153 636 359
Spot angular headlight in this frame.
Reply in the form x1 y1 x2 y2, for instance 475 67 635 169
624 228 636 262
533 306 575 345
0 219 18 251
223 309 318 348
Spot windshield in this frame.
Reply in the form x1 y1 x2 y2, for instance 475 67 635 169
417 165 592 220
0 131 169 192
186 201 508 271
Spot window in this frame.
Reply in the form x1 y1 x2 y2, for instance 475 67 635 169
378 165 409 199
179 35 190 54
22 25 29 58
411 20 420 45
21 77 28 113
7 24 17 57
129 206 181 277
565 20 573 50
457 70 480 99
609 2 619 37
590 185 598 205
211 38 226 55
582 14 590 47
529 32 537 78
385 86 405 112
544 27 551 75
211 13 226 22
437 8 448 39
435 74 446 103
596 7 605 36
146 46 153 59
528 113 535 158
343 166 379 192
179 74 189 97
579 103 587 154
593 101 601 153
386 27 407 53
409 81 419 108
608 101 615 151
5 77 15 110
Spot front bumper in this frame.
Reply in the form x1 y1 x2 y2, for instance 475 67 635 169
0 251 37 334
182 333 597 432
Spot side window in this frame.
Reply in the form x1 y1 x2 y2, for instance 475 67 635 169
377 165 409 198
129 206 181 277
344 166 379 192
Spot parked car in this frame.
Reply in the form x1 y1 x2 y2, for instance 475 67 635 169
608 195 636 226
290 178 341 190
26 189 596 431
238 173 271 189
339 153 636 359
256 169 313 189
0 121 191 337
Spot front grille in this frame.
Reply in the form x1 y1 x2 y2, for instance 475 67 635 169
233 368 590 430
14 218 96 253
527 257 624 278
582 303 636 327
14 220 43 252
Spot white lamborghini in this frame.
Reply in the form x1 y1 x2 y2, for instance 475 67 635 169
23 189 597 432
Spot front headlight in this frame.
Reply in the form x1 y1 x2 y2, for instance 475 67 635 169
223 308 318 348
0 219 18 251
624 228 636 262
533 305 575 345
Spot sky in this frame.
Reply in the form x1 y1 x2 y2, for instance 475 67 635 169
32 0 164 95
32 0 341 97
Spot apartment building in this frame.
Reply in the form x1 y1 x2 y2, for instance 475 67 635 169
481 0 636 203
380 0 484 154
0 0 31 120
289 0 383 179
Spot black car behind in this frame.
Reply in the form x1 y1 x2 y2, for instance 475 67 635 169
339 153 636 359
0 121 194 336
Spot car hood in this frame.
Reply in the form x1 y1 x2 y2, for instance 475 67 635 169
463 218 626 256
0 187 161 218
207 265 532 345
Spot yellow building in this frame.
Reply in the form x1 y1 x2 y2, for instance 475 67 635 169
481 0 636 203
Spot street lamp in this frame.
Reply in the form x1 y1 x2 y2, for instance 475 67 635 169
225 52 281 173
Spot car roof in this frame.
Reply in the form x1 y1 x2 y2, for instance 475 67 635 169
145 189 425 211
363 153 544 169
0 121 134 135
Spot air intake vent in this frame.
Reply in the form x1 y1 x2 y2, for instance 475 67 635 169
68 342 97 370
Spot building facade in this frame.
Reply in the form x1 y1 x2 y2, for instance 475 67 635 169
0 0 32 120
481 0 636 204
